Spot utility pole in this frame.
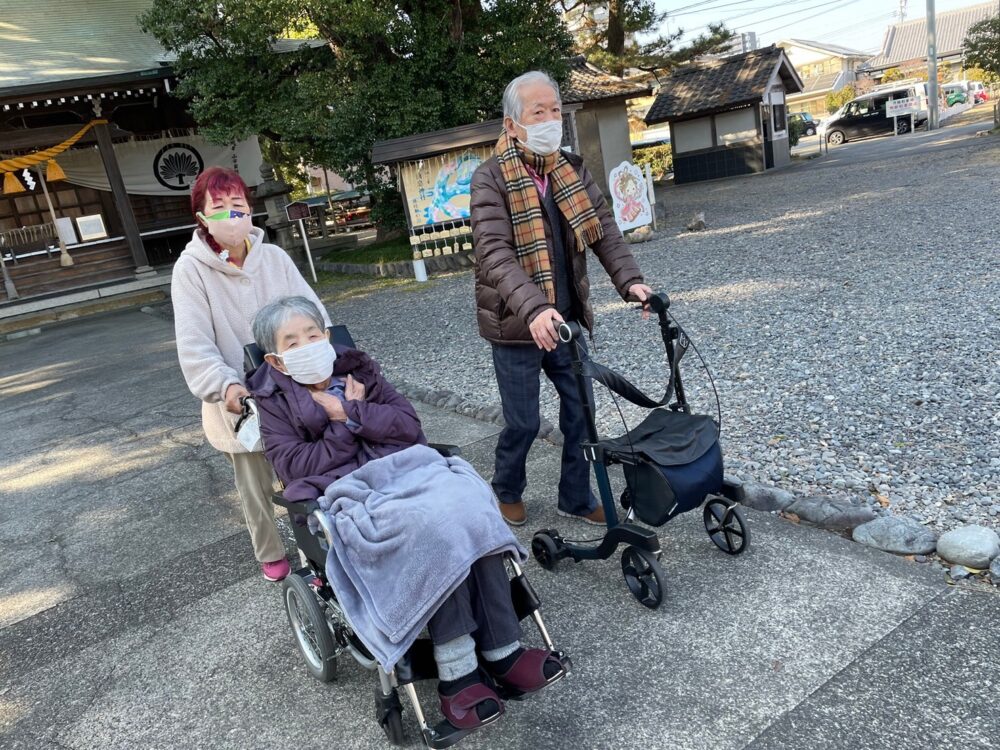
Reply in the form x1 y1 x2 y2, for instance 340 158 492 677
926 0 939 130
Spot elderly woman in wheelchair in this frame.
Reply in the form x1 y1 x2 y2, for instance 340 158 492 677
243 296 568 746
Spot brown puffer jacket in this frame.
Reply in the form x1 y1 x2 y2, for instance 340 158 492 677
470 151 645 344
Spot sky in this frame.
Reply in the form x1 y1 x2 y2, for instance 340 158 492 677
652 0 995 54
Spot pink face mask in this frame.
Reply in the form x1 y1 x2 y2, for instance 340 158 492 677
198 209 253 248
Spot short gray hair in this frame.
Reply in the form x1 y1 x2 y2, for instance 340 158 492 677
502 71 561 122
252 296 326 354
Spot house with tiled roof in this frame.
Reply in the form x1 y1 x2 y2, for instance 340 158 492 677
0 0 329 311
777 39 869 118
644 46 801 184
865 1 997 81
561 56 652 195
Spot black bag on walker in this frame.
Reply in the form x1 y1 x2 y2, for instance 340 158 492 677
602 408 724 527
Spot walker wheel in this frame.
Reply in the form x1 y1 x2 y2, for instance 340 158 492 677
620 488 632 510
283 574 338 682
703 498 750 555
620 546 665 609
532 530 561 571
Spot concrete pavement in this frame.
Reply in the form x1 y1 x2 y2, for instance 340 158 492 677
1 310 998 749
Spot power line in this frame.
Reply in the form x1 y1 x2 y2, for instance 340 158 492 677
665 0 766 17
758 0 866 37
812 11 894 42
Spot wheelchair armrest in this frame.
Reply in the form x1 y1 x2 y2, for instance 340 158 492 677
428 442 461 457
271 492 319 515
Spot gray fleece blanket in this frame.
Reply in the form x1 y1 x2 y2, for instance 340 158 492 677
315 444 527 671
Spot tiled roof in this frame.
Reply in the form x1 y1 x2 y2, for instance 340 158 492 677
0 0 166 94
801 71 841 94
644 45 801 124
0 1 327 97
562 56 652 104
780 39 868 59
867 1 996 69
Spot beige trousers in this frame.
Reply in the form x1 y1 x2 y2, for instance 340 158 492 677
229 451 285 563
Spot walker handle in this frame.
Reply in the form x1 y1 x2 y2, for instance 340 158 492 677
646 291 670 315
557 320 582 344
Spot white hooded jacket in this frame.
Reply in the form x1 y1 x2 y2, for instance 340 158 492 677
171 227 331 453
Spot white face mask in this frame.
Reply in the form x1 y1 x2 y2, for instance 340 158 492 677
198 210 253 248
273 339 337 385
516 118 563 156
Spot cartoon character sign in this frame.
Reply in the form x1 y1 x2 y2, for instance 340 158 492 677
609 161 652 233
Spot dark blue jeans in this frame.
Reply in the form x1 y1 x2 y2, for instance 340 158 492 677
490 339 597 516
427 554 522 650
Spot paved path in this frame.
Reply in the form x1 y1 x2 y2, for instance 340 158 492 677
1 311 997 749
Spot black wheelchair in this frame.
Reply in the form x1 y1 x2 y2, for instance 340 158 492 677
241 326 571 748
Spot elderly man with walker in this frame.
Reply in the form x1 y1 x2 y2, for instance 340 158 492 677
470 70 653 527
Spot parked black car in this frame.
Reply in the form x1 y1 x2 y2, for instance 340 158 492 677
789 112 817 136
820 85 928 145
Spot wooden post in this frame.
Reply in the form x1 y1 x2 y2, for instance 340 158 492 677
94 120 153 274
33 167 73 266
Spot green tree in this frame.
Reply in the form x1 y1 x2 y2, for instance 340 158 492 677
964 15 1000 78
961 64 999 85
881 67 905 82
825 84 856 113
561 1 733 76
140 0 573 232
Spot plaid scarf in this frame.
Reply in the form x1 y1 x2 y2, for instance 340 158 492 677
495 131 603 304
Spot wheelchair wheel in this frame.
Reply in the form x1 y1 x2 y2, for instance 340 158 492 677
532 530 560 571
283 574 338 682
382 707 405 746
375 687 406 746
703 498 750 555
620 546 665 609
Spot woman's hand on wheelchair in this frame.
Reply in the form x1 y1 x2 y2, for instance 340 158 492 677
224 383 250 414
311 390 349 422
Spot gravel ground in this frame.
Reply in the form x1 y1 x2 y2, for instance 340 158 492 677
318 135 1000 532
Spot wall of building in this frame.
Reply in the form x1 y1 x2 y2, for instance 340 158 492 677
595 101 633 190
571 100 633 197
668 105 766 184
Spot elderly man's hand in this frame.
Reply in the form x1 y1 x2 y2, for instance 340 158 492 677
529 308 564 351
628 283 654 321
311 391 348 422
224 383 250 414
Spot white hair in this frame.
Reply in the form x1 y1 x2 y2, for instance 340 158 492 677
502 71 561 122
252 295 326 354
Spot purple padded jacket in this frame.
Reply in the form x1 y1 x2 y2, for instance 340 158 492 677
246 344 427 501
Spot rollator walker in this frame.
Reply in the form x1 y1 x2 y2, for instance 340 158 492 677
530 291 750 609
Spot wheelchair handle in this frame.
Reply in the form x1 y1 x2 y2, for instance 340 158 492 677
557 320 582 344
311 509 335 548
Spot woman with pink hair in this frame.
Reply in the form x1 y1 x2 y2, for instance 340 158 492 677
171 166 329 582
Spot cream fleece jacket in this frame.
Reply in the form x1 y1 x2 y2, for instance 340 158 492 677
171 227 331 453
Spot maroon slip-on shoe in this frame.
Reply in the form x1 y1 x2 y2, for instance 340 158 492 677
439 682 504 731
490 648 567 696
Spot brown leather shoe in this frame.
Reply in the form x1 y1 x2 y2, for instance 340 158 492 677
499 501 527 526
558 505 606 526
